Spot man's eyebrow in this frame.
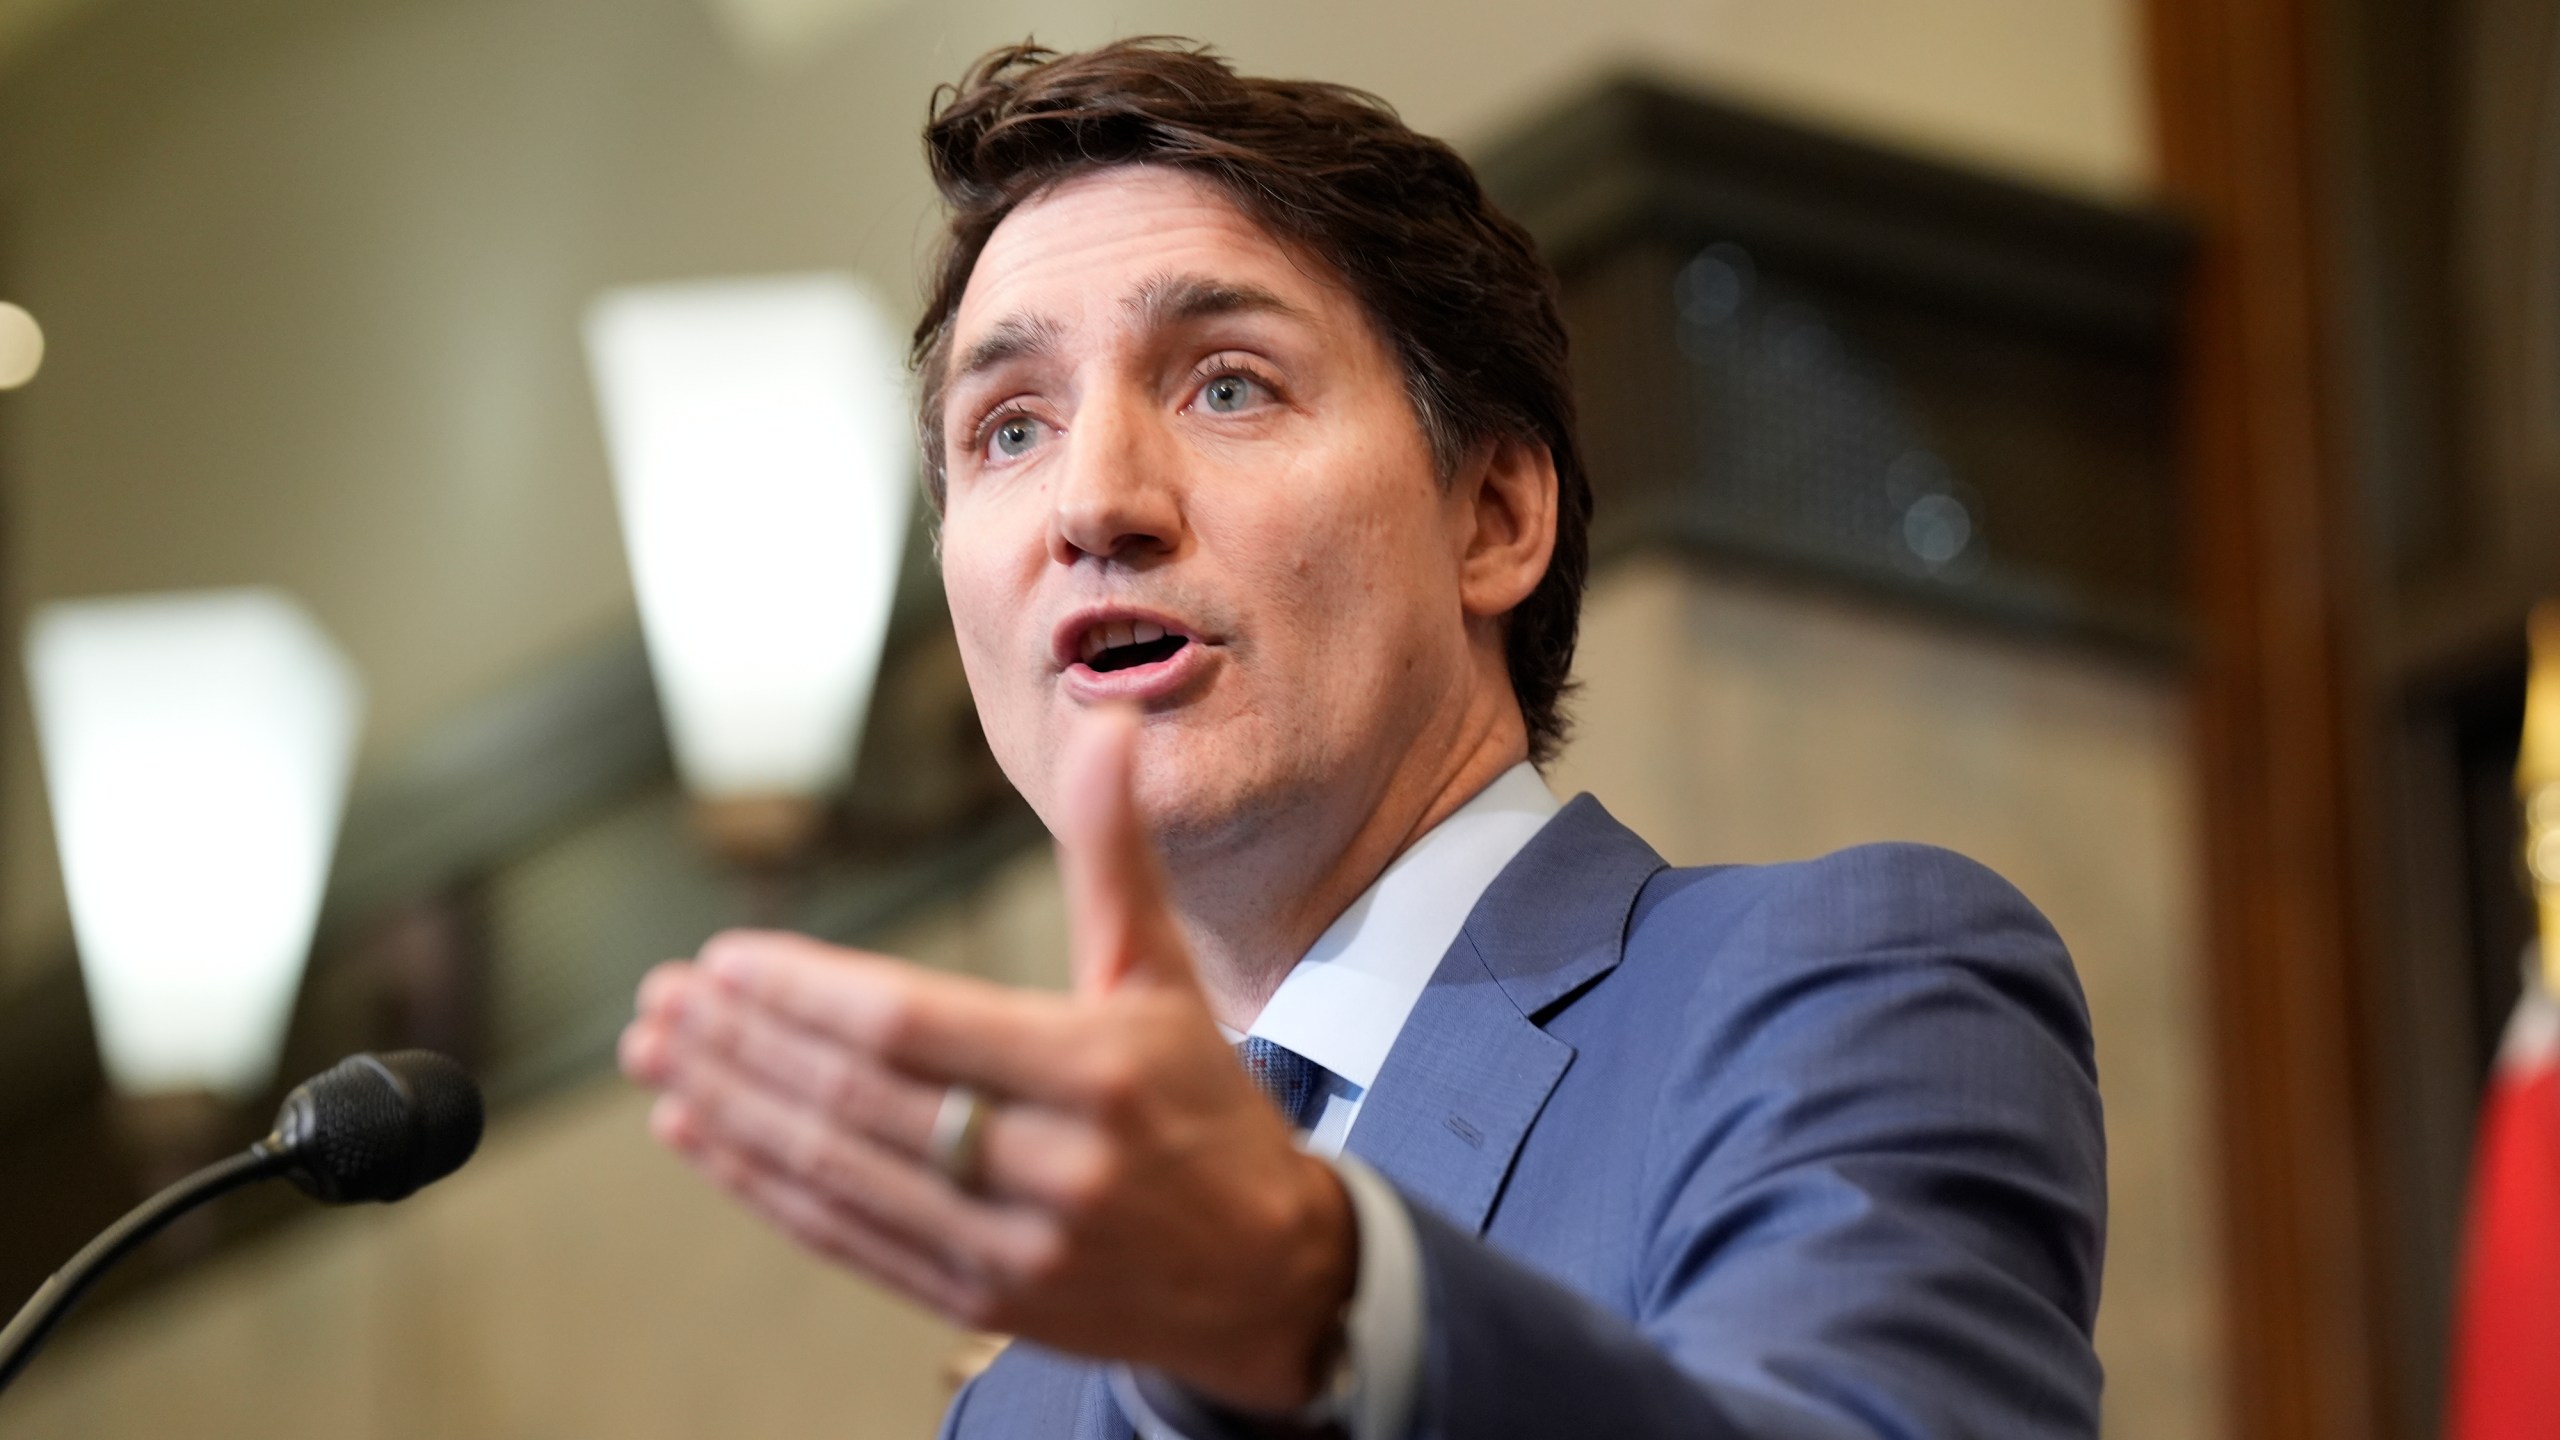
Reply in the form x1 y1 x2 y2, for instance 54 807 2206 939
1125 273 1313 332
954 312 1066 381
951 278 1306 384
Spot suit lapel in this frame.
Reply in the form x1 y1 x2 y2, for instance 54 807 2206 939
1345 797 1664 1233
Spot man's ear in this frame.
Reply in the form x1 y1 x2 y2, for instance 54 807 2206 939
1457 434 1559 620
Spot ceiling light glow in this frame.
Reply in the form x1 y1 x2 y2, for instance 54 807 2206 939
26 589 364 1098
584 274 913 812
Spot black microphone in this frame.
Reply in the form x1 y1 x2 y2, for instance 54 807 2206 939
268 1051 485 1204
0 1050 484 1396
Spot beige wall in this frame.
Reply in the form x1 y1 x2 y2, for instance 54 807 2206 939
0 0 2149 978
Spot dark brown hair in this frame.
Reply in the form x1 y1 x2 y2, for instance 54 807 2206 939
912 37 1590 764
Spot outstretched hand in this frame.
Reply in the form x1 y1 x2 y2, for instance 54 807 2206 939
618 706 1355 1412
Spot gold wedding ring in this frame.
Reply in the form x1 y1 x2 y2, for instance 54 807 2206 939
927 1084 990 1191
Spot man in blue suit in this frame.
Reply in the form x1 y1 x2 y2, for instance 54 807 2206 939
619 37 2104 1439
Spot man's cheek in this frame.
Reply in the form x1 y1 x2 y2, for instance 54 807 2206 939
940 607 1044 797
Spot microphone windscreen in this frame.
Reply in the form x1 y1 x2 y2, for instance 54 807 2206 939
272 1051 485 1204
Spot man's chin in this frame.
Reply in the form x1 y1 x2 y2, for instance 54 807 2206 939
1127 751 1293 863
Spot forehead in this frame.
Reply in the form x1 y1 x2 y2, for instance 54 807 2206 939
952 166 1356 342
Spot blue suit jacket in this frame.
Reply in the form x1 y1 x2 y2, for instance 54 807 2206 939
943 796 2106 1438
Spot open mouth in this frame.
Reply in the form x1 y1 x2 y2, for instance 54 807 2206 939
1079 619 1192 673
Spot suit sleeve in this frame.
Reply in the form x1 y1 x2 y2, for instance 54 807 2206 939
1405 843 2107 1440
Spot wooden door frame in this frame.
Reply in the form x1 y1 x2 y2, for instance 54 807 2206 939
2146 0 2406 1436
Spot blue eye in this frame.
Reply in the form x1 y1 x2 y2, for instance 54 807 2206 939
987 416 1045 460
1200 374 1257 414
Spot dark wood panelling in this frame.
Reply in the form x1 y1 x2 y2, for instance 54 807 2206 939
2389 0 2560 677
2327 2 2560 1432
1478 74 2194 661
2147 1 2403 1437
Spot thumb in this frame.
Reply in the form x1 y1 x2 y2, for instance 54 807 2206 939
1056 704 1193 997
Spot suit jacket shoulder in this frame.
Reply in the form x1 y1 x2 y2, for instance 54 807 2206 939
1408 813 2107 1438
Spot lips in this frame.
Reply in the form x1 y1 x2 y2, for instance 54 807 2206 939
1077 617 1188 672
1052 606 1214 702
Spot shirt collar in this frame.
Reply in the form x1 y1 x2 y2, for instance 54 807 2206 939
1245 762 1560 1091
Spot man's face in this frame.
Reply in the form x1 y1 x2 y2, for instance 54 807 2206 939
936 165 1478 854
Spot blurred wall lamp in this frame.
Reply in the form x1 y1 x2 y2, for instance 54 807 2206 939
0 301 43 390
25 590 364 1111
583 274 912 866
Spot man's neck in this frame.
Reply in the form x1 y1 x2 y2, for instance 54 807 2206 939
1170 706 1531 1032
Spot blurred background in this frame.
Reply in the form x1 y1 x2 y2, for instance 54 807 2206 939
0 0 2543 1437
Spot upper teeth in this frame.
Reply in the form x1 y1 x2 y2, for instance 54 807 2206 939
1081 619 1167 662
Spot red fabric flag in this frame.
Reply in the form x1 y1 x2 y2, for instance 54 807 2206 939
2448 967 2560 1440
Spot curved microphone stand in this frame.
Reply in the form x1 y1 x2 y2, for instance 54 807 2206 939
0 1141 294 1393
0 1050 481 1400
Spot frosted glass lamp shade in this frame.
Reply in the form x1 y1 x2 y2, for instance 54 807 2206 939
26 590 364 1098
0 300 41 390
584 274 913 809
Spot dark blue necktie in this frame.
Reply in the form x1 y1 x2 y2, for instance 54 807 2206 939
1236 1036 1324 1130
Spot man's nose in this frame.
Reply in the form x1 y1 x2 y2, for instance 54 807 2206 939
1049 390 1183 566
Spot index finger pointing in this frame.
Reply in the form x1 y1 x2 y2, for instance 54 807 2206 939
699 929 1100 1104
1055 704 1187 996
